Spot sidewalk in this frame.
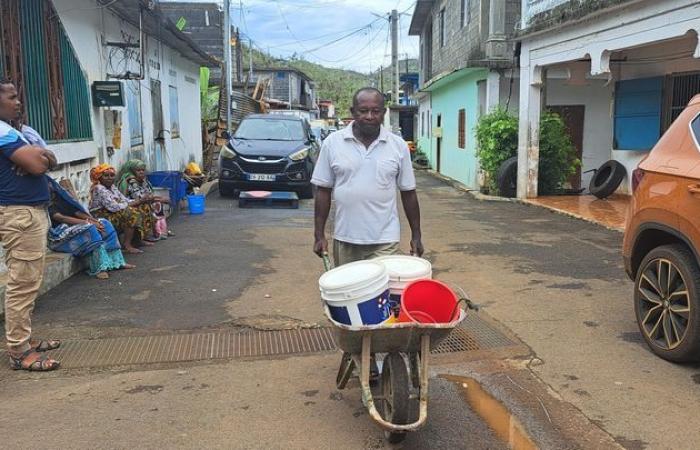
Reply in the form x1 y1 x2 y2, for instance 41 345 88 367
523 194 629 232
0 179 219 317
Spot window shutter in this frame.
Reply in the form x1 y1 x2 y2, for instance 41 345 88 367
458 109 465 149
614 77 663 150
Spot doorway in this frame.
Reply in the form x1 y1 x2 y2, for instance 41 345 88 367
150 79 166 170
436 114 442 173
549 105 585 190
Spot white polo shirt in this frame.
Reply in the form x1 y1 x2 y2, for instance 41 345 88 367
311 123 416 245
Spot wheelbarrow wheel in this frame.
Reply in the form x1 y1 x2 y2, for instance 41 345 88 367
381 353 409 444
336 352 354 390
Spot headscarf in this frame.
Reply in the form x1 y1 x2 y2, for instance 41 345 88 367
90 163 115 190
117 159 148 194
48 177 89 216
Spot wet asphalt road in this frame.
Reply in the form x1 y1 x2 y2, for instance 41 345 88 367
10 171 697 449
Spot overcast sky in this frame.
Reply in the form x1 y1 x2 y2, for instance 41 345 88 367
161 0 419 73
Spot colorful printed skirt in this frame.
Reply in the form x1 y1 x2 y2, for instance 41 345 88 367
92 206 145 240
48 219 127 276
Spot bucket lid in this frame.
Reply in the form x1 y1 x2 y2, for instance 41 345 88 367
319 260 387 292
374 255 432 281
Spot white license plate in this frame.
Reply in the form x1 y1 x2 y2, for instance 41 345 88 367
248 174 276 182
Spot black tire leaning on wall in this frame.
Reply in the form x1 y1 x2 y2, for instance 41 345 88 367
589 160 627 199
496 156 518 198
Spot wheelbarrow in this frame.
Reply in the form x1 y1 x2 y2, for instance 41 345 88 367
321 256 470 443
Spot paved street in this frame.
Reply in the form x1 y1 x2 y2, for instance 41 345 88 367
1 171 699 449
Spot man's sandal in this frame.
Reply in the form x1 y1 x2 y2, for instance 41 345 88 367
9 350 60 371
30 339 61 352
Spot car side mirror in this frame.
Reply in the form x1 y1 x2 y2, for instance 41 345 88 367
222 130 231 140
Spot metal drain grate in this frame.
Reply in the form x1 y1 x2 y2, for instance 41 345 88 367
0 314 518 370
15 328 337 370
432 328 481 354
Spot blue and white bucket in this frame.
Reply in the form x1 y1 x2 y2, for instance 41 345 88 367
374 255 432 311
319 260 390 326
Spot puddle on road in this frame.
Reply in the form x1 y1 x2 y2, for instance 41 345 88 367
442 375 537 450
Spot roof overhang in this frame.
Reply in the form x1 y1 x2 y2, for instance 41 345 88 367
420 67 486 92
408 1 434 36
100 0 219 67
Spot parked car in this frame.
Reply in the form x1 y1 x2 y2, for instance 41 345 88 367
623 94 700 362
218 114 320 199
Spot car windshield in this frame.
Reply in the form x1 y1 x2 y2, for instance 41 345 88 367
235 118 305 141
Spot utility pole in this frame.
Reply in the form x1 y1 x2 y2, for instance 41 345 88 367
249 37 253 81
223 0 232 131
379 65 384 93
236 28 243 82
391 9 399 106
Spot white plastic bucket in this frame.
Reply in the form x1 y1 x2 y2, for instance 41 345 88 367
374 255 432 310
319 260 390 326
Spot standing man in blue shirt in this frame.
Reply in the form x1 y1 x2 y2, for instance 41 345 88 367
0 78 61 371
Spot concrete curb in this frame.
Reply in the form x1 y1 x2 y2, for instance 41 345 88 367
424 170 623 232
0 252 84 318
518 199 625 233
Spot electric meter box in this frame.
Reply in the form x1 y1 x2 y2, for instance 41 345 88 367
91 81 125 107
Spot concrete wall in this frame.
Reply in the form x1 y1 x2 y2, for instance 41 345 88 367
417 97 433 163
429 69 488 189
546 78 614 190
53 0 204 173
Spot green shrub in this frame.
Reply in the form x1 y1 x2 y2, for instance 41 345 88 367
538 111 580 194
475 108 519 192
475 108 580 195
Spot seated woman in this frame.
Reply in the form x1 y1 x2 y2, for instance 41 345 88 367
47 178 134 279
118 159 172 240
88 163 151 254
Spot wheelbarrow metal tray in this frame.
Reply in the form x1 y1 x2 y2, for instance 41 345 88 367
325 308 467 354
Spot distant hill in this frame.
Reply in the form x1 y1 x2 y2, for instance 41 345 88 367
241 44 416 116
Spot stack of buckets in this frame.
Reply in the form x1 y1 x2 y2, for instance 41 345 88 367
319 255 460 327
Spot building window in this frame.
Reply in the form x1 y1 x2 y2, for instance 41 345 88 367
614 77 663 150
458 109 466 149
461 0 470 27
439 9 446 48
0 0 92 142
663 71 700 131
168 85 180 138
126 81 143 146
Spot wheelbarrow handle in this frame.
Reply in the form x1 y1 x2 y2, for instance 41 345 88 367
322 253 332 272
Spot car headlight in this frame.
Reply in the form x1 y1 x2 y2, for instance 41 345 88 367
220 146 237 159
289 148 309 161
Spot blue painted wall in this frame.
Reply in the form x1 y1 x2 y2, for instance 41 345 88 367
428 69 487 189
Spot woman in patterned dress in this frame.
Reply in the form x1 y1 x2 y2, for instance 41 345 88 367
88 164 151 254
117 159 170 241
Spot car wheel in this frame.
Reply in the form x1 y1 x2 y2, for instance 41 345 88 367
634 244 700 362
218 185 234 197
298 184 314 199
496 156 518 198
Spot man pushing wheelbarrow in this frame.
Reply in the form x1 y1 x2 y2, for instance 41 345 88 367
311 88 470 444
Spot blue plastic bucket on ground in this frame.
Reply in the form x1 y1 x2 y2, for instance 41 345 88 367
187 194 206 215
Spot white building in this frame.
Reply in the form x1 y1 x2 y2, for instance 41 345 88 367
0 0 216 203
516 0 700 198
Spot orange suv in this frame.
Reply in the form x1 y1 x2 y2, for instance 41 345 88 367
623 94 700 363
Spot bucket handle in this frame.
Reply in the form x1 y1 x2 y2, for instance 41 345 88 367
446 284 480 321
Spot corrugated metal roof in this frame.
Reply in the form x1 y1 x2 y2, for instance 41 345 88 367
99 0 219 67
